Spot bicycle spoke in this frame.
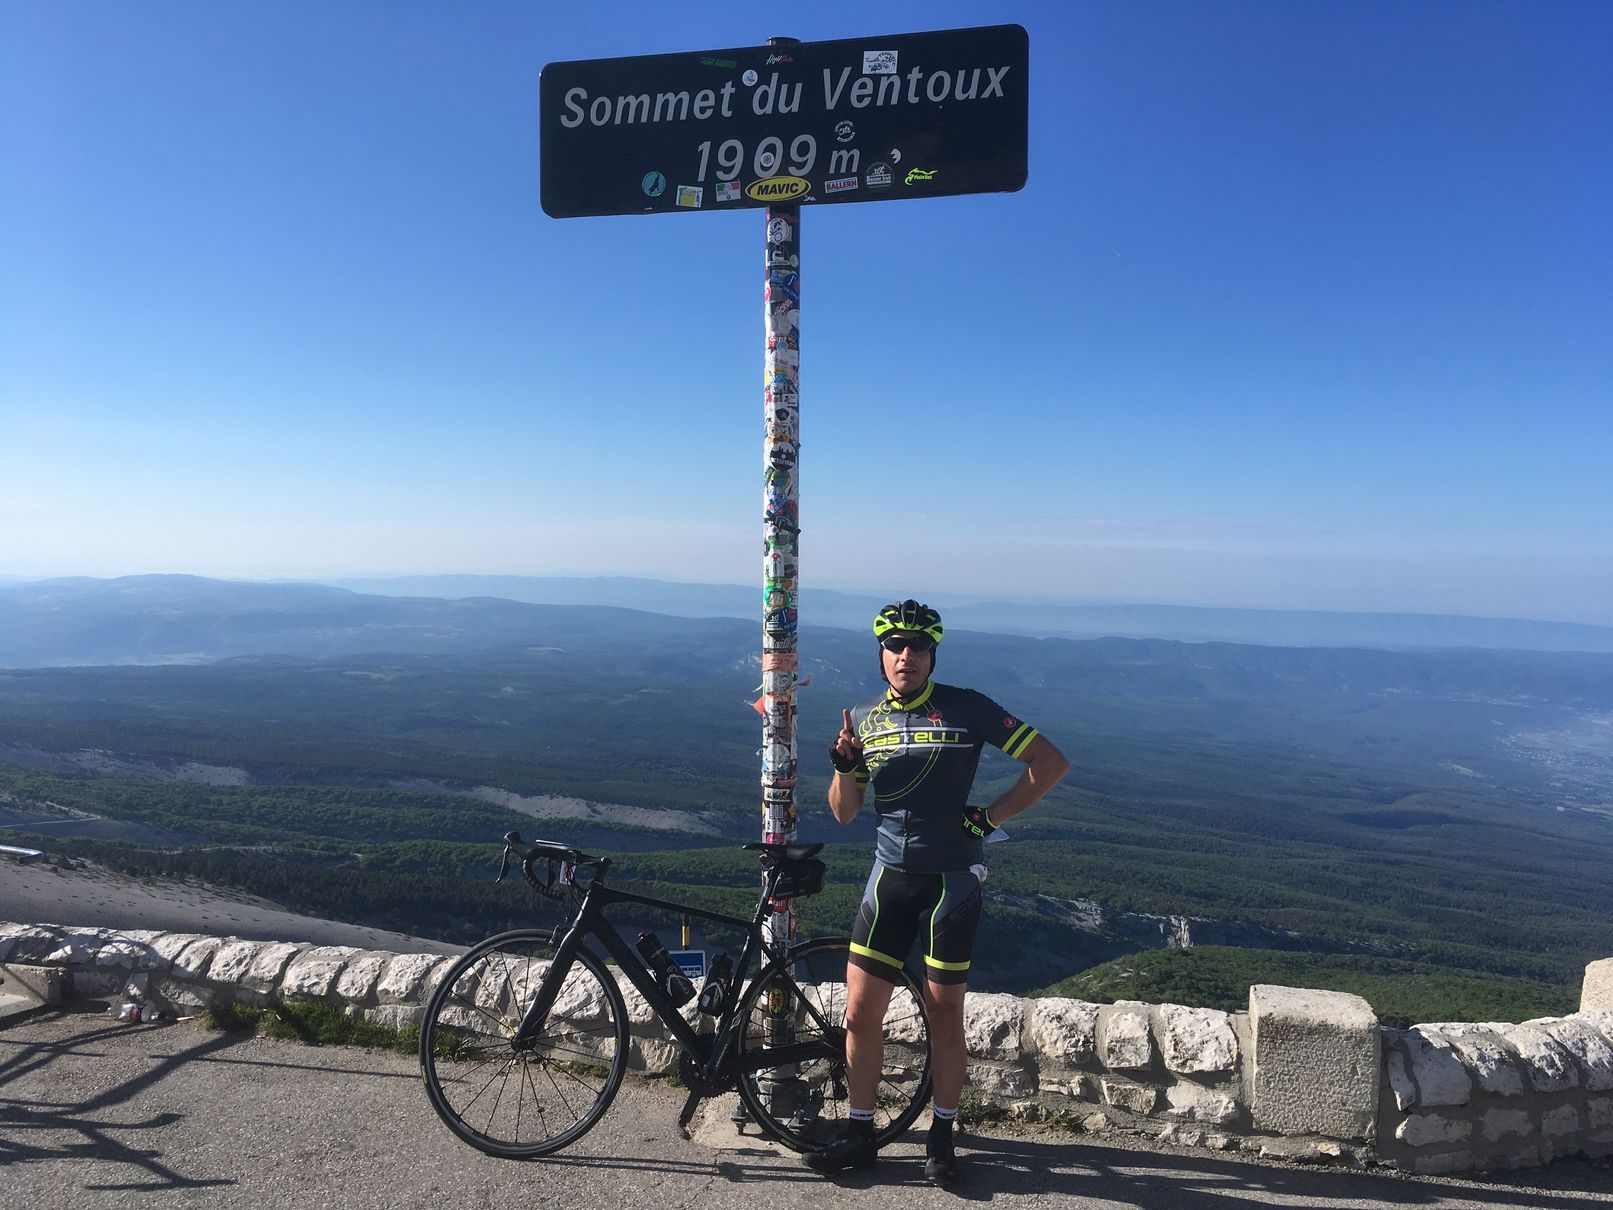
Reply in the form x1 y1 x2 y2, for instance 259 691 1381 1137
457 1057 515 1118
513 1057 525 1142
441 992 516 1035
540 1060 580 1120
484 1058 512 1133
522 1054 550 1142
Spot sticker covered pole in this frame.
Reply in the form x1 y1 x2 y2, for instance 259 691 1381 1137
761 200 801 959
751 192 804 1132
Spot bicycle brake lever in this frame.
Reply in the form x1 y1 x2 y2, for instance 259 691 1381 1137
496 847 512 882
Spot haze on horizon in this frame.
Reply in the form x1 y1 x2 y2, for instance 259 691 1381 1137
3 2 1609 627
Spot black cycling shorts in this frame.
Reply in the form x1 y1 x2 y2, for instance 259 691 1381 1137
848 862 983 986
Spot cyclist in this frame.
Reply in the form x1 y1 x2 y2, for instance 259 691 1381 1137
807 599 1070 1184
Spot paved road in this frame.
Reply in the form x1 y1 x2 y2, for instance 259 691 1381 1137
3 1009 1611 1209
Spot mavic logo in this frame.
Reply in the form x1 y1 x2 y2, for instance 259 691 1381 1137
905 168 938 185
746 176 812 202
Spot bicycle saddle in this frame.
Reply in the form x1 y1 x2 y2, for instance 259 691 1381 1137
742 840 825 863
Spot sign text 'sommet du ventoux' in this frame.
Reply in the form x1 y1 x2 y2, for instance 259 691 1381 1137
540 24 1027 219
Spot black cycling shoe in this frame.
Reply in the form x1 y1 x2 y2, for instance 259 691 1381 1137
926 1123 962 1187
803 1128 878 1173
924 1152 961 1187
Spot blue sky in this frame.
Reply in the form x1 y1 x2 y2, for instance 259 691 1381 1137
2 1 1609 623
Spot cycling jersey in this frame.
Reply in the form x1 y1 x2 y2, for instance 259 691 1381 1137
847 681 1040 874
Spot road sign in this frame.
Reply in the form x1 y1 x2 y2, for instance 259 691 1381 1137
540 24 1027 218
670 949 706 980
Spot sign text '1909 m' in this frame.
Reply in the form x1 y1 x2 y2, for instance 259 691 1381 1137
694 135 865 183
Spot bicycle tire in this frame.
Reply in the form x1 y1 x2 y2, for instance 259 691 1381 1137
419 928 628 1158
733 936 932 1151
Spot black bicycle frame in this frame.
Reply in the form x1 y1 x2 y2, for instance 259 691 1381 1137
512 870 833 1073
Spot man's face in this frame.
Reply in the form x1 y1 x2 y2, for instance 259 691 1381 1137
880 631 935 697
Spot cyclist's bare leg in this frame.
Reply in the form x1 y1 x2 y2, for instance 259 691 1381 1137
925 978 967 1111
844 961 897 1109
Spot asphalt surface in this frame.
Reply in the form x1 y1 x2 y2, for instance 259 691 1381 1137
3 1009 1613 1209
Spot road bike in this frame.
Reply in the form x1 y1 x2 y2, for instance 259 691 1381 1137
419 831 934 1159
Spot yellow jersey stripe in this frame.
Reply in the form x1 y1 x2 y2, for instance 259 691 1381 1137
1004 724 1039 758
885 681 936 712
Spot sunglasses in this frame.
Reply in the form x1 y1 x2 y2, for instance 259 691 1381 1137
880 636 936 654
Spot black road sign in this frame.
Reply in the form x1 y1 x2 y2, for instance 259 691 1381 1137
540 24 1027 219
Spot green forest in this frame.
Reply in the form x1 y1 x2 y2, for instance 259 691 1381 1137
2 639 1610 1025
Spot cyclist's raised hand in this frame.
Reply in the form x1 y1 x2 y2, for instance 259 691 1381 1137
829 708 864 774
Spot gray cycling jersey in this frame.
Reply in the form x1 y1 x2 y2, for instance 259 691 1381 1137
847 680 1040 874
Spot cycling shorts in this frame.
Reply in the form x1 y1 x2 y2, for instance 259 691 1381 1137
848 862 983 987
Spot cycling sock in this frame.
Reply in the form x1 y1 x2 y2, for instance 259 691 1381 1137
932 1105 958 1123
848 1108 875 1126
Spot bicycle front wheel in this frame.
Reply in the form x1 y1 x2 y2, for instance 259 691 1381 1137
734 936 932 1151
419 929 628 1158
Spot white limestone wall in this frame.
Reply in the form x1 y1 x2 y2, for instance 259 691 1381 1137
1378 1014 1613 1173
6 919 1611 1174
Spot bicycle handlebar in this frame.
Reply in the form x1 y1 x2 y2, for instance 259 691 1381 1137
499 831 610 893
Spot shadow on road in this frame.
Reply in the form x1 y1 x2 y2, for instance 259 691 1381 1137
950 1133 1613 1208
0 1010 243 1192
536 1122 1612 1207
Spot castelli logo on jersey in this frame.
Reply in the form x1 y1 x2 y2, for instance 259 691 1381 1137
746 176 811 202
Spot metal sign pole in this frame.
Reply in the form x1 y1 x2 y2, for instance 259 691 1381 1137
761 201 800 925
753 205 803 1123
751 37 805 1131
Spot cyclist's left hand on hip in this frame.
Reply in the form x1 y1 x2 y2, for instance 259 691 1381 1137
961 806 995 839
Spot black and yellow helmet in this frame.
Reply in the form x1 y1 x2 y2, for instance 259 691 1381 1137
872 599 943 644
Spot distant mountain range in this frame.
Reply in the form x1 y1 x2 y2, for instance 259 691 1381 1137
2 574 1612 669
0 575 742 667
336 574 1613 653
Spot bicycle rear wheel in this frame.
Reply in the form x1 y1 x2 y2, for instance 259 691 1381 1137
734 936 932 1151
419 929 628 1158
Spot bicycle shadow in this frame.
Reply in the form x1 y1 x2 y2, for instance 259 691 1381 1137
0 1009 242 1192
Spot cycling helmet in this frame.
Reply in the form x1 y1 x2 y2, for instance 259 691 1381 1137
872 600 943 644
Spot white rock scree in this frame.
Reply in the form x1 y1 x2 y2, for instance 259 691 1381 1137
4 921 1610 1175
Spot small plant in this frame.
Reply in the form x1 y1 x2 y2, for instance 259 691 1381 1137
203 997 417 1054
957 1089 1007 1127
1036 1105 1086 1133
262 999 416 1052
204 1001 265 1033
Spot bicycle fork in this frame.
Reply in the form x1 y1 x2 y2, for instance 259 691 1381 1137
509 922 589 1052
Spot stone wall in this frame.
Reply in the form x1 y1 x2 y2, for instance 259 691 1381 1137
5 919 1610 1175
1378 1015 1613 1172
